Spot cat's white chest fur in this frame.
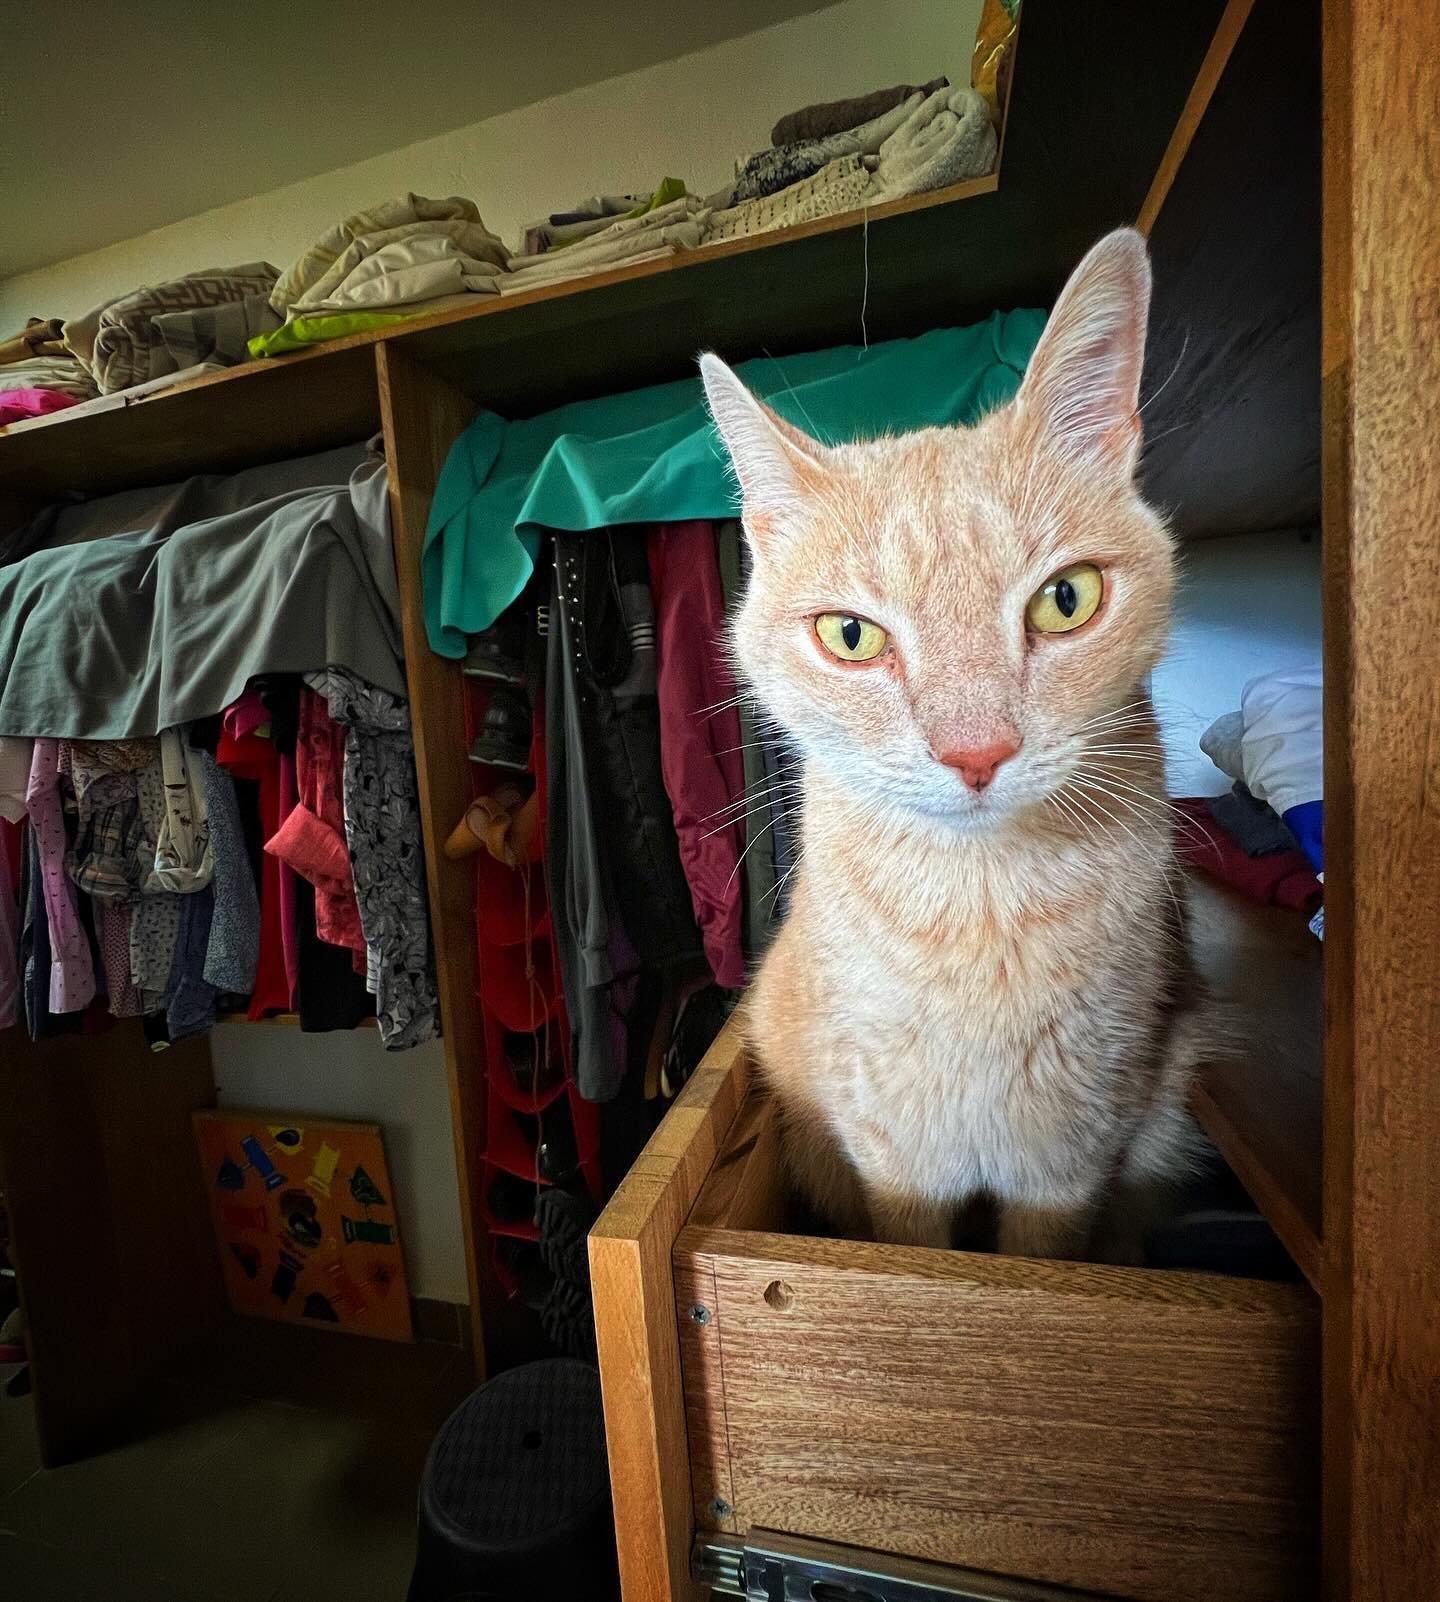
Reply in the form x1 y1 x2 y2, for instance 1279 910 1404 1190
749 821 1176 1220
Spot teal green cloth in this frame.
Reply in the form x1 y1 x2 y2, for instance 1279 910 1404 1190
422 308 1045 655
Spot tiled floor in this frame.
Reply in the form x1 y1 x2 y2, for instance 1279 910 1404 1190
0 1320 473 1602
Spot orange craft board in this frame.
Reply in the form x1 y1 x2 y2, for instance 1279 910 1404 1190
193 1108 413 1342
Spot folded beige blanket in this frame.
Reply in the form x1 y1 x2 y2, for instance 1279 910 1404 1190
64 263 278 394
273 194 508 313
288 221 508 313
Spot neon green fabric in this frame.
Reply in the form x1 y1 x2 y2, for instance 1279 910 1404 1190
622 175 688 220
247 309 419 358
422 308 1045 656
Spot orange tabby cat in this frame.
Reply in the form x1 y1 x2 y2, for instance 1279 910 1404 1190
701 228 1208 1258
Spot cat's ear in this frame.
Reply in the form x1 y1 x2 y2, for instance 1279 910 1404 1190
700 353 827 530
1014 227 1150 475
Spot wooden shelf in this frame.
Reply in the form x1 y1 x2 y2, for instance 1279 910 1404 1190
0 2 1225 506
1187 874 1324 1291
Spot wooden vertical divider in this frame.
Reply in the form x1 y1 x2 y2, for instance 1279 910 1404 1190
375 342 488 1369
1321 1 1440 1596
0 1029 222 1464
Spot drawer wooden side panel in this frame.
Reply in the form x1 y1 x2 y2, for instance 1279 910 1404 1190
590 1018 749 1602
676 1227 1318 1602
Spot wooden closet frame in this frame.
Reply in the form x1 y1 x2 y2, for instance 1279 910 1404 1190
0 2 1434 1593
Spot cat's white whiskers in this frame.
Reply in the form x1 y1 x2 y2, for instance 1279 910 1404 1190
697 779 802 831
1069 768 1220 860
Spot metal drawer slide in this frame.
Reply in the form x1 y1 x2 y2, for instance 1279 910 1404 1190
694 1531 1116 1602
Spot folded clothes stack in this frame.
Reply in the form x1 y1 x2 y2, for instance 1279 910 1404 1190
704 83 996 245
250 193 510 356
519 177 688 256
0 9 1015 393
62 262 281 393
1183 667 1326 938
503 185 707 296
0 319 98 426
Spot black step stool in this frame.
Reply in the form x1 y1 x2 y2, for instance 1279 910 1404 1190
408 1357 618 1602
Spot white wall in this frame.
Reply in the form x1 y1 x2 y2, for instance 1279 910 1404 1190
1154 528 1323 796
208 1029 468 1304
4 0 977 1309
0 0 978 327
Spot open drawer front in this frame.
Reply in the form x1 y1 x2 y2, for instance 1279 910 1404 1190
590 1021 1318 1602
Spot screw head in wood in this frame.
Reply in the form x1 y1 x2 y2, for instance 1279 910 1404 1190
689 1303 711 1324
709 1497 733 1519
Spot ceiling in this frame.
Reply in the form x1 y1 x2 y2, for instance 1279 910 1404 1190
0 0 828 278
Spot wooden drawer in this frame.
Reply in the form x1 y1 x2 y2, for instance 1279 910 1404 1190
590 1020 1318 1602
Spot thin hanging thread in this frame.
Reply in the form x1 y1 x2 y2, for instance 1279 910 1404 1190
859 207 871 351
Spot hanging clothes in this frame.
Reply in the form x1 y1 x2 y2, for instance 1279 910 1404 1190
648 522 746 990
293 874 374 1033
304 668 439 1051
21 825 81 1039
266 690 365 966
0 821 20 1030
260 678 304 1006
164 886 218 1039
545 562 618 1101
0 744 29 1031
554 529 700 973
129 755 185 1010
217 694 288 1016
142 730 213 894
98 902 142 1019
264 678 373 1033
26 738 95 1013
63 739 152 904
198 751 260 999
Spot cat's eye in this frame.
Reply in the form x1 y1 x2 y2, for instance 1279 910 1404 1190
814 612 888 663
1026 562 1104 635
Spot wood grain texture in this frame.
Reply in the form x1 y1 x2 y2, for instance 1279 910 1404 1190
0 1028 223 1464
673 1257 737 1536
684 1080 786 1236
1136 0 1255 234
1321 1 1440 1596
1186 875 1324 1290
589 1017 748 1602
677 1225 1318 1602
0 342 380 499
375 342 487 1368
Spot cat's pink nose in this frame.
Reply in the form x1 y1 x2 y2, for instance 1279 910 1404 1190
939 738 1020 792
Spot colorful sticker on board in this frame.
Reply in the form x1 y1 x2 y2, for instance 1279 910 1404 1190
215 1154 246 1191
221 1203 268 1233
342 1216 395 1246
324 1262 368 1315
306 1142 341 1198
240 1134 286 1192
349 1165 387 1210
229 1242 261 1279
195 1110 412 1341
279 1189 321 1250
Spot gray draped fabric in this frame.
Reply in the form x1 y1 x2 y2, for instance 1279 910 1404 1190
0 444 405 739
